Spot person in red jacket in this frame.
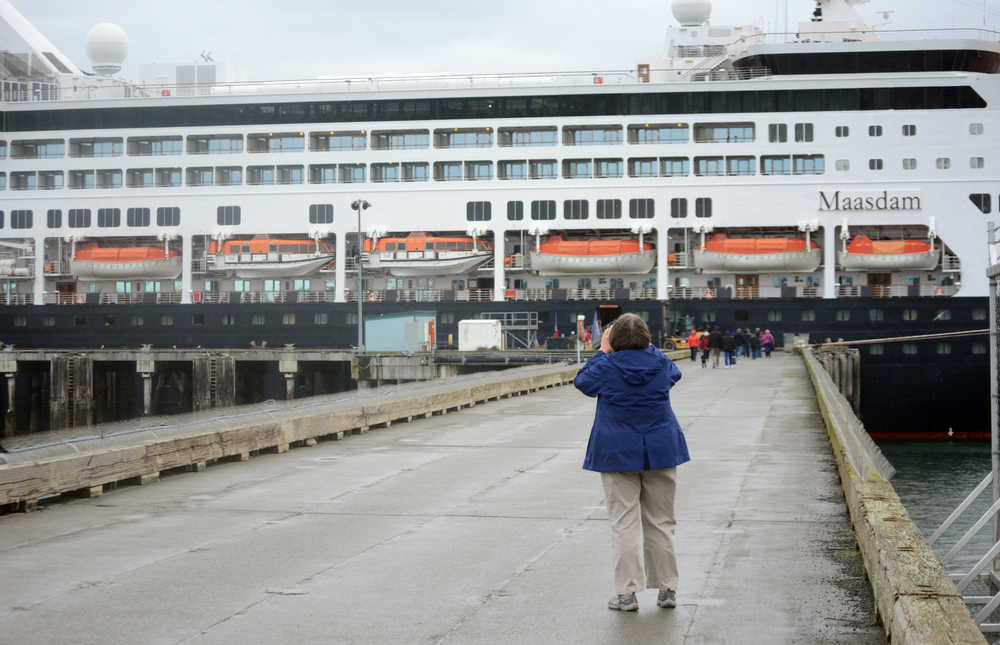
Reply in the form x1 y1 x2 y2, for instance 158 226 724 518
686 330 699 362
698 331 710 368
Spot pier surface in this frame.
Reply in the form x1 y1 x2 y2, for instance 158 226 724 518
0 354 881 644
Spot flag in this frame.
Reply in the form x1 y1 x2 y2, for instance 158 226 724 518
553 310 558 337
591 310 601 342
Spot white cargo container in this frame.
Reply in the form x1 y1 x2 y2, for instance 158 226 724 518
458 319 503 351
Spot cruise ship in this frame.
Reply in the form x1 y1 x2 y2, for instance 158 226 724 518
0 0 995 434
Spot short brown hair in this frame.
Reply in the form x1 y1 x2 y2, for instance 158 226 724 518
609 313 652 351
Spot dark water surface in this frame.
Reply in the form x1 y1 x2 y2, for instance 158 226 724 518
879 440 993 573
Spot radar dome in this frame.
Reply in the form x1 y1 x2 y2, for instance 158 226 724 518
672 0 712 26
85 23 128 76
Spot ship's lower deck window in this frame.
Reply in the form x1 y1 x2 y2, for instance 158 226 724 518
310 131 364 151
156 207 180 226
125 207 149 227
282 313 296 326
402 162 428 182
497 160 526 180
801 310 816 321
937 157 951 169
597 199 621 219
971 157 984 169
217 206 241 226
971 123 985 135
903 124 917 136
835 310 850 321
768 123 787 142
902 308 918 321
507 201 524 220
97 208 120 227
340 164 365 183
902 342 918 355
68 170 93 189
869 309 884 321
868 159 883 170
529 159 557 179
11 209 31 229
835 159 850 171
277 165 303 184
974 341 987 354
187 134 243 155
970 193 991 213
869 344 884 355
68 208 91 228
902 158 917 170
216 166 242 185
251 313 265 326
564 125 622 146
563 199 588 220
309 204 333 224
247 166 274 185
695 198 712 218
314 313 328 325
630 198 654 219
309 164 336 184
868 125 883 137
670 198 687 218
794 123 813 142
835 126 849 137
661 157 689 177
934 309 952 321
47 209 61 228
466 201 491 221
531 200 556 220
221 314 235 326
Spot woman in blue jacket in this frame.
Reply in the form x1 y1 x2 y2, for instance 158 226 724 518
574 313 690 612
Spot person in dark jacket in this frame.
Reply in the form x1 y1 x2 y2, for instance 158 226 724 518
574 313 690 612
749 329 762 359
707 326 723 368
722 330 737 367
699 331 710 368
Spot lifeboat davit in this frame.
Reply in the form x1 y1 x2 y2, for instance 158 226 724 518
529 236 657 275
71 242 183 279
838 235 939 271
363 233 492 277
693 233 821 272
208 235 335 278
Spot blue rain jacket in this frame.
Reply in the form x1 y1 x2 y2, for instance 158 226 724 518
574 346 690 473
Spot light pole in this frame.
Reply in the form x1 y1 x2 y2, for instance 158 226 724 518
351 199 370 351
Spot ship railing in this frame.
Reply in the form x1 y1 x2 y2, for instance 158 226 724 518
668 253 692 269
943 253 962 272
0 294 32 305
190 258 208 273
835 284 960 298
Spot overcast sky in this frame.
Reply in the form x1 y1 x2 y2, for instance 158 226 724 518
14 0 1000 81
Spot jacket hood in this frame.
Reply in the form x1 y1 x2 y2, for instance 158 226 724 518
607 346 665 386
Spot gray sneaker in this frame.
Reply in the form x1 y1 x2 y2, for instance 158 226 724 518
608 592 638 612
657 588 677 608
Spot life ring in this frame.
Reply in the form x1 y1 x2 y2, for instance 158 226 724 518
193 292 203 303
74 294 85 304
703 288 713 298
934 287 945 296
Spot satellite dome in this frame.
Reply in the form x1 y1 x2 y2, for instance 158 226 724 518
84 23 128 76
672 0 712 26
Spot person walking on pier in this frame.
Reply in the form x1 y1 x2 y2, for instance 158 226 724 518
707 326 723 368
699 332 710 368
749 329 762 359
761 329 776 358
722 330 736 367
686 329 699 362
573 313 690 613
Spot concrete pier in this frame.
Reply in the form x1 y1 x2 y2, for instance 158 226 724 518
0 354 882 643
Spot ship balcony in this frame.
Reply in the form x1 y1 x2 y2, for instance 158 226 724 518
478 254 526 271
835 284 960 298
44 291 183 305
667 285 821 300
942 253 962 272
668 252 692 269
0 294 32 305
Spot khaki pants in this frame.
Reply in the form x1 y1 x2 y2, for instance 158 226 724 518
710 347 722 367
601 468 679 594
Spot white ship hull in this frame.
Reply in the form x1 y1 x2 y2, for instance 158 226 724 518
209 254 335 278
71 256 183 280
838 249 940 271
365 252 491 277
529 250 656 275
693 250 822 273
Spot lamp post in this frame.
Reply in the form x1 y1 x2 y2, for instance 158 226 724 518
351 199 370 351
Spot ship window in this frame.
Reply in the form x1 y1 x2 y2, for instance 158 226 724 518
767 310 782 322
702 311 717 323
345 312 358 325
309 164 337 184
96 169 121 189
126 168 153 188
629 198 654 219
971 123 985 135
277 165 304 184
155 168 182 187
309 204 333 224
128 136 181 156
652 157 686 179
835 310 850 321
68 170 93 189
594 158 623 178
466 201 492 221
465 161 492 181
670 198 687 218
793 155 824 175
11 210 31 229
628 123 688 144
497 160 527 180
727 156 754 176
902 124 917 136
869 344 884 355
868 159 883 170
530 200 556 220
37 171 61 191
309 130 365 151
498 126 557 147
902 308 918 321
247 165 275 185
0 173 5 190
247 132 304 153
597 199 622 219
563 159 592 179
936 157 951 169
761 156 791 175
216 166 242 186
126 208 149 227
159 315 174 327
902 158 917 170
47 209 61 228
529 159 557 180
835 126 849 138
869 309 884 321
974 341 987 355
42 316 55 327
793 123 813 142
220 314 235 326
0 142 6 158
402 162 428 182
10 139 64 159
10 171 36 191
371 163 399 183
187 134 243 155
435 127 493 149
73 315 86 327
371 130 429 150
868 125 883 137
969 193 993 215
801 310 816 321
936 342 954 355
282 313 296 326
70 137 122 158
563 200 588 220
156 207 180 226
251 313 266 326
693 123 754 143
97 208 120 228
971 157 985 169
507 201 524 220
339 164 365 183
768 124 787 143
695 197 712 218
187 167 213 186
695 157 724 176
974 308 988 320
68 208 91 228
628 158 658 177
835 159 850 171
217 206 241 226
564 125 622 146
434 161 462 181
314 312 328 325
934 309 952 321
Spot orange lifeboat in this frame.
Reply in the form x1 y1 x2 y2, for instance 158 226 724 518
364 232 493 277
207 234 335 278
839 235 939 270
71 242 182 279
530 236 657 275
693 233 822 272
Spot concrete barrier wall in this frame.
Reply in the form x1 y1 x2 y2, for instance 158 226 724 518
0 364 580 510
800 347 987 645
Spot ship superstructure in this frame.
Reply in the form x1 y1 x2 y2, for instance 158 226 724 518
0 0 997 346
